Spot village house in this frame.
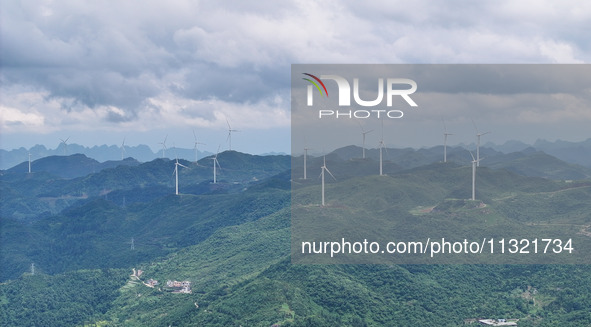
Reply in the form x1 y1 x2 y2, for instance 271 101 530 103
478 318 518 326
166 280 192 293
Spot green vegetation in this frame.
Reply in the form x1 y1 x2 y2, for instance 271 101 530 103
0 152 290 222
0 269 128 327
1 150 591 326
0 188 290 281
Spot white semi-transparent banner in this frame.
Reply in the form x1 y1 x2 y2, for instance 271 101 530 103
291 64 591 264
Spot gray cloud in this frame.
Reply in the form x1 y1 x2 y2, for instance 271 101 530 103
1 0 590 149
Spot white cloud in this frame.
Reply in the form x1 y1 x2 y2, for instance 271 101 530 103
0 106 45 130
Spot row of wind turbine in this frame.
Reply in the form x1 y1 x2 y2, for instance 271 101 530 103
305 118 491 206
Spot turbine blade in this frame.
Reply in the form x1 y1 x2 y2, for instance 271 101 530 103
468 151 475 161
325 167 336 180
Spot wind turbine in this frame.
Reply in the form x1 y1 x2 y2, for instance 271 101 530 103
173 158 189 195
472 119 490 167
226 119 239 151
443 119 453 163
159 135 168 158
469 151 483 201
121 137 127 160
378 119 386 176
303 147 311 179
192 130 205 163
320 156 336 206
210 146 222 184
28 152 32 173
358 122 373 159
59 137 70 155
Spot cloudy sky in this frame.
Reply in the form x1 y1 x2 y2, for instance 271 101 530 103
291 64 591 153
1 0 590 154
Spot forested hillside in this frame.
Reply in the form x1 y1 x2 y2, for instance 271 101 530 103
1 149 590 326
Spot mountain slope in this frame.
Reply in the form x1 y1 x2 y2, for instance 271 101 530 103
0 152 290 222
2 154 591 326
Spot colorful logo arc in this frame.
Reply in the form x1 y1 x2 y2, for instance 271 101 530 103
302 73 328 97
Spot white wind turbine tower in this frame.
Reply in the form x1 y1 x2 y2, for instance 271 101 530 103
159 135 168 158
59 137 70 155
443 120 453 163
303 147 311 179
121 137 127 160
192 130 205 163
469 151 483 201
28 152 32 173
320 156 336 206
210 146 222 184
358 122 373 159
226 119 239 151
173 158 189 195
472 119 490 167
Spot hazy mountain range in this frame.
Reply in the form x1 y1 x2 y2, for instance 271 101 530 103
1 138 590 170
0 143 214 170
